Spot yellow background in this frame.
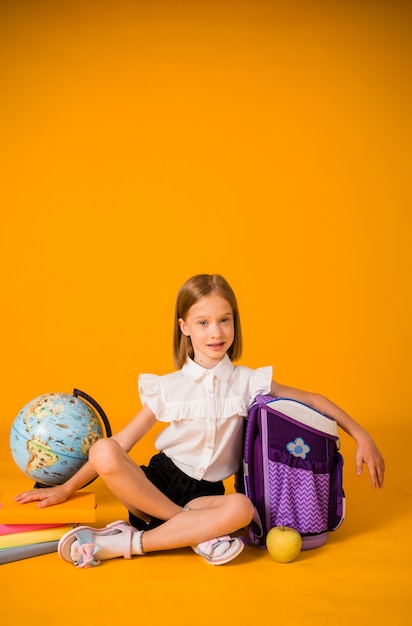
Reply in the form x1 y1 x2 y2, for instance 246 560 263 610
0 1 411 624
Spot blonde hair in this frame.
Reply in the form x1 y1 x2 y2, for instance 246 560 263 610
173 274 243 369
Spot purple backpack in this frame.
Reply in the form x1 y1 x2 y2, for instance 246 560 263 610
237 395 345 549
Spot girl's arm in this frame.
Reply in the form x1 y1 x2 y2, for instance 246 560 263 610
110 403 157 452
270 380 385 489
14 403 157 507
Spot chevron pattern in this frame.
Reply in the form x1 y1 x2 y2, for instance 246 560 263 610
267 461 330 534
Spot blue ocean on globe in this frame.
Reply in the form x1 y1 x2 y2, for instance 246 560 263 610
10 392 104 486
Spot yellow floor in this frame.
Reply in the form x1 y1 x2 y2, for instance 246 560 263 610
1 423 411 626
1 1 411 623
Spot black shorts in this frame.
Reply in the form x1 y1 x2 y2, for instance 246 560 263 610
128 452 225 530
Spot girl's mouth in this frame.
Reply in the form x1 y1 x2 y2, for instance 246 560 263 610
208 342 225 351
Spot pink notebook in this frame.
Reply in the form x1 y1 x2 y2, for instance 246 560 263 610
0 521 66 536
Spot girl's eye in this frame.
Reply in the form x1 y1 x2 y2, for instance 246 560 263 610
199 320 208 326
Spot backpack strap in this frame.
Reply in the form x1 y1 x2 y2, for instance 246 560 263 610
243 395 276 547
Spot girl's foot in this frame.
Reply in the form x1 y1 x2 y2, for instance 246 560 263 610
58 520 143 568
193 535 244 565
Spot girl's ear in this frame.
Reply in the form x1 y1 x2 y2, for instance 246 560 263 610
178 317 190 336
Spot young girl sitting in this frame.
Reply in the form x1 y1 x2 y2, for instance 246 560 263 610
15 273 385 567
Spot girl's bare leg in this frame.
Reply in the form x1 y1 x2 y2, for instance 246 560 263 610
88 437 254 552
88 437 182 523
142 493 254 552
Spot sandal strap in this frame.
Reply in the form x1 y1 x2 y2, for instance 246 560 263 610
196 536 232 558
102 521 137 559
74 529 100 568
119 524 134 559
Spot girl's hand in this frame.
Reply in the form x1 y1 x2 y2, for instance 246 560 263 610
14 485 70 509
355 432 385 489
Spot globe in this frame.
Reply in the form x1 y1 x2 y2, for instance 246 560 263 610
10 389 111 487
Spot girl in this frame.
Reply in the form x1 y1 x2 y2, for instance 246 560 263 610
15 273 385 568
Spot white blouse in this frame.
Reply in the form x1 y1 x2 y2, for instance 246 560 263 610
138 355 272 482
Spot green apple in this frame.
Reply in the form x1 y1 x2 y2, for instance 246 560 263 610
266 526 302 563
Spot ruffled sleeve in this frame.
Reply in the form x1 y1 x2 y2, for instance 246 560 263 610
247 365 272 406
138 374 163 417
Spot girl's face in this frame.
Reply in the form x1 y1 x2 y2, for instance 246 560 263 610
178 293 235 369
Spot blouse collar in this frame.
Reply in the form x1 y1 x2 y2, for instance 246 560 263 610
182 354 234 383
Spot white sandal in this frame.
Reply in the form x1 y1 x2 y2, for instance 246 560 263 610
192 535 244 565
58 520 143 568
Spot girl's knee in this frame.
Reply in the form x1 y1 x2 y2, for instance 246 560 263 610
88 437 122 473
229 493 255 526
238 493 255 524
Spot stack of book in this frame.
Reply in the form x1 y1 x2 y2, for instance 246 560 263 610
0 491 96 564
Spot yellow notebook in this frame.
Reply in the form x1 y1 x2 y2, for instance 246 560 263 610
0 491 96 524
0 524 75 549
